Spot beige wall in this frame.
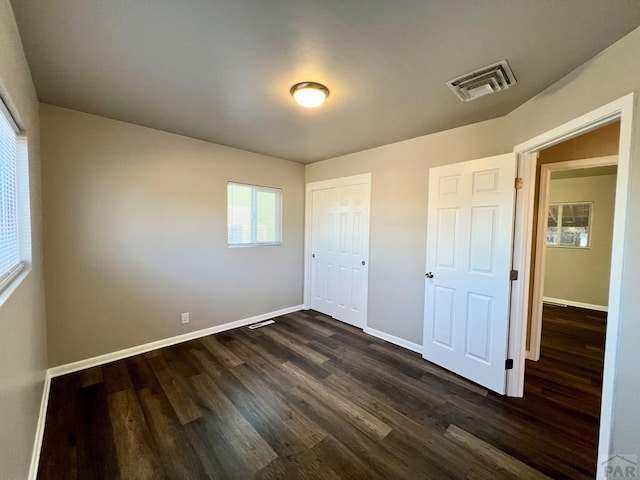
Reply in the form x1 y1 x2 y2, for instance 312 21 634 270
307 24 640 457
41 105 305 366
25 13 640 465
539 122 621 162
543 175 616 307
0 1 47 478
305 118 509 344
505 25 640 458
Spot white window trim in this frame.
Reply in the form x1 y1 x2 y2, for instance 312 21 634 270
0 95 31 304
227 182 283 247
0 263 25 291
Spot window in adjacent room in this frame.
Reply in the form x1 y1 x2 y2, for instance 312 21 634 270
227 182 282 246
546 202 592 248
0 97 30 294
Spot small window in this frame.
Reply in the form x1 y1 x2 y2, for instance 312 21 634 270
227 182 282 246
0 99 27 292
546 202 592 248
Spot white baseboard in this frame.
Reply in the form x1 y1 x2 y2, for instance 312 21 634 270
49 304 305 378
543 296 608 312
28 370 51 480
364 327 422 354
525 349 540 362
29 304 305 478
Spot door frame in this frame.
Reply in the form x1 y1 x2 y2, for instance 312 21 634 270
528 155 618 362
507 93 635 472
303 173 372 328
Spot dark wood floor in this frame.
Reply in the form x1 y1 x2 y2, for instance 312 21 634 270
38 307 605 479
523 304 606 476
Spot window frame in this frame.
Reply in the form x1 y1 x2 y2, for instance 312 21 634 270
0 96 30 298
546 201 594 249
227 181 283 247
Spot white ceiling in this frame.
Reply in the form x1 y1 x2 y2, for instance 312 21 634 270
11 1 640 163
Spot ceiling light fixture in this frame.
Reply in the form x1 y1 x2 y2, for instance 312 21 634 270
290 82 330 108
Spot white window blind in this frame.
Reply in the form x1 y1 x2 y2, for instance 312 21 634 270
0 101 23 289
228 182 282 246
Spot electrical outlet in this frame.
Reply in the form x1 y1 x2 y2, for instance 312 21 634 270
181 312 189 324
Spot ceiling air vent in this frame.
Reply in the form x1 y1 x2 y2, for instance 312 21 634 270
446 60 517 102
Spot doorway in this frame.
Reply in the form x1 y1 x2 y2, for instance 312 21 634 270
524 125 619 476
528 124 620 362
508 93 635 479
304 174 371 328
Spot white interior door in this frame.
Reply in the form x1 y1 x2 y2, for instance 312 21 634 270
309 178 370 328
423 153 516 394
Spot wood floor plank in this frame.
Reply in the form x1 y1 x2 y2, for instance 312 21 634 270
221 335 297 392
259 324 331 364
322 370 494 479
138 389 209 479
76 383 119 480
281 360 393 441
444 424 551 480
107 389 164 480
237 325 333 381
184 416 253 479
444 392 595 479
190 373 278 473
274 315 339 347
256 445 341 480
37 374 82 480
284 384 418 480
309 339 450 414
230 362 328 449
38 305 603 479
201 365 314 461
310 434 385 480
380 429 473 480
200 335 244 368
126 355 162 394
284 312 337 338
103 360 135 394
188 345 227 379
369 342 489 396
161 343 203 378
81 366 104 387
147 354 203 425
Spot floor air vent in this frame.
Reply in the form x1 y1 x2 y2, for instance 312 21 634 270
248 319 275 329
446 60 517 102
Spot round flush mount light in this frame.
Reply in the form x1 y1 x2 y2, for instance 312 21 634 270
290 82 330 108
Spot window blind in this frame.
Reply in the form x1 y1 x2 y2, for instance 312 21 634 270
0 103 22 286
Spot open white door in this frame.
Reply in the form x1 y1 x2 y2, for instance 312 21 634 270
423 153 516 394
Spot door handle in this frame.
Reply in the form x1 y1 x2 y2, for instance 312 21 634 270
425 272 434 279
361 260 366 266
312 254 315 258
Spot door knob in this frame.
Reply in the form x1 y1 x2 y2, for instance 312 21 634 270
312 254 315 258
361 260 366 266
425 272 434 278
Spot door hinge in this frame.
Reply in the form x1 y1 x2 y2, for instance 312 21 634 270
505 359 514 370
510 269 518 281
515 177 524 190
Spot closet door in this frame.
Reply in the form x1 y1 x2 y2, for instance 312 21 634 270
309 178 370 328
